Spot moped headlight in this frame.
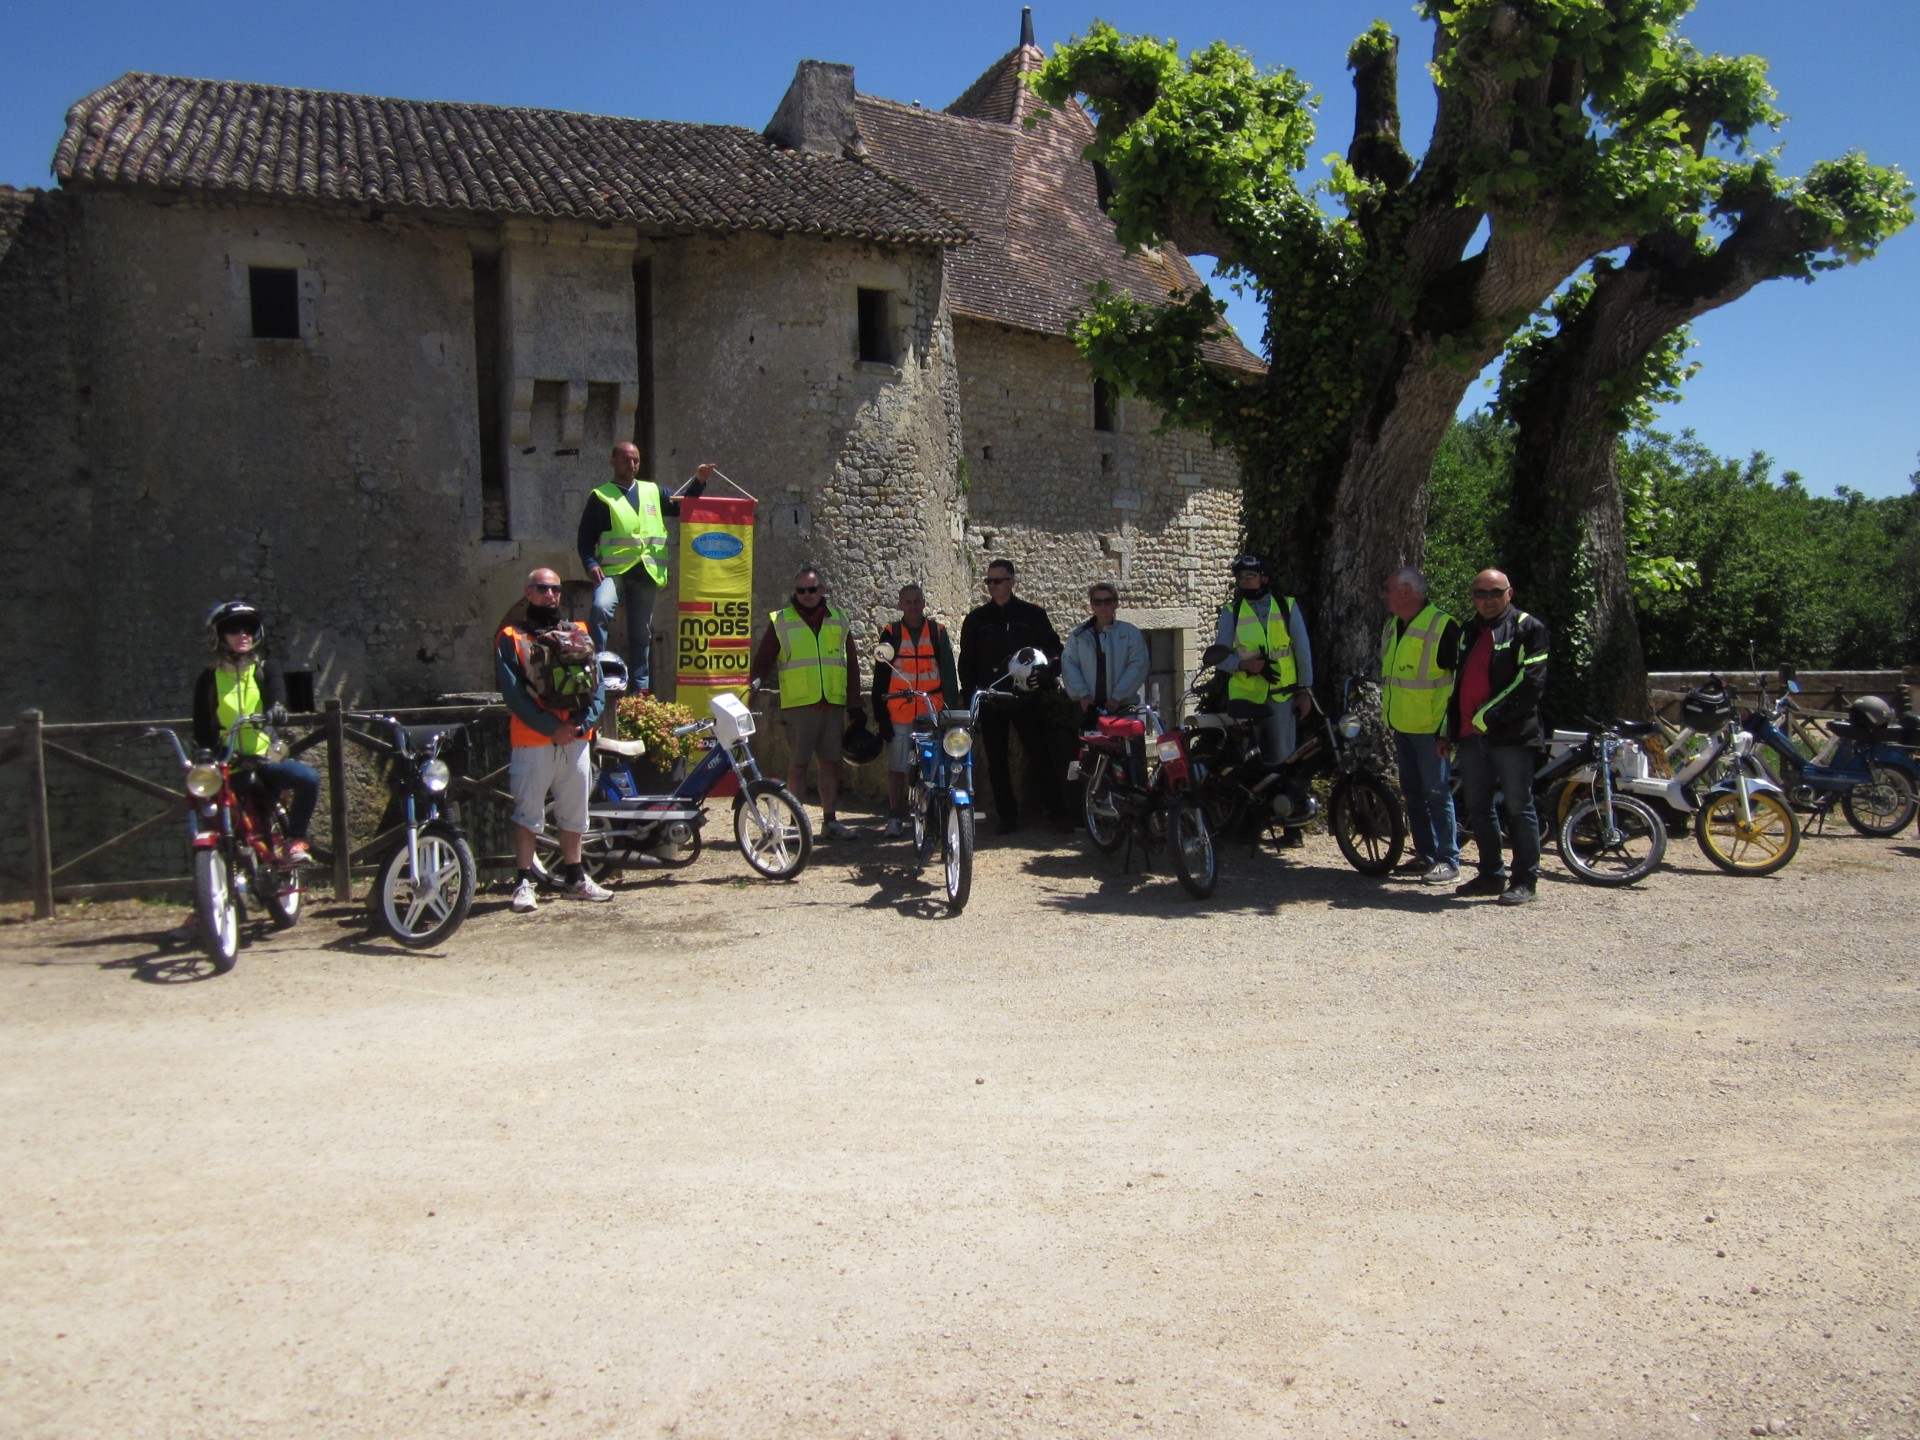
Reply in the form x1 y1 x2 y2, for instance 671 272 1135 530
1730 730 1754 757
942 728 973 759
421 758 452 794
185 763 223 799
1337 713 1363 740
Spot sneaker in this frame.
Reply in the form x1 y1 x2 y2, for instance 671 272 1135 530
820 818 856 841
510 877 539 913
1455 871 1507 898
1422 861 1460 885
1395 855 1432 876
884 818 905 840
285 839 315 867
565 872 614 902
1497 883 1538 907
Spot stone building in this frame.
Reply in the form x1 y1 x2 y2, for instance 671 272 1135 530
0 15 1258 739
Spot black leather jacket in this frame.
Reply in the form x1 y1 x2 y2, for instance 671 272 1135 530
1446 607 1550 748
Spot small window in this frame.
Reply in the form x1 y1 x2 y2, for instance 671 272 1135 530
857 288 893 365
1093 379 1115 432
249 266 301 339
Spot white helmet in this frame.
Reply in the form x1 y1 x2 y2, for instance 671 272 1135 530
1006 646 1050 693
597 652 629 697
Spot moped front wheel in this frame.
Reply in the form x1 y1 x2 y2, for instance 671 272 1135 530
194 848 240 972
1696 790 1799 875
734 781 813 880
1168 799 1217 899
909 771 933 865
374 829 476 948
943 802 974 913
1329 773 1405 876
1083 755 1124 853
1558 794 1666 886
1841 763 1917 837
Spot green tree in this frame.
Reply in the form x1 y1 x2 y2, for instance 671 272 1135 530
1033 3 1909 698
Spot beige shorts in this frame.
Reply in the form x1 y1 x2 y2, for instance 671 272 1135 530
509 737 592 833
782 704 844 766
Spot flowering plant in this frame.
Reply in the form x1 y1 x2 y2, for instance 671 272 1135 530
615 694 704 767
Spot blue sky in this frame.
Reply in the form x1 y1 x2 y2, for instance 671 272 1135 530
4 0 1914 497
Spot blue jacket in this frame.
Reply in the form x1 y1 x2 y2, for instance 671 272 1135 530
1062 619 1150 710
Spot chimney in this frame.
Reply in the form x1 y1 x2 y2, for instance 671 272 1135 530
765 60 861 157
1020 7 1035 48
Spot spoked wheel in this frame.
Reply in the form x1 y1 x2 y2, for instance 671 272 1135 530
943 802 974 913
1841 763 1917 837
1329 773 1406 876
373 829 476 948
1558 794 1666 886
1167 799 1217 899
532 809 616 886
193 848 240 972
909 772 933 866
734 780 813 880
1696 790 1800 875
255 815 304 929
1083 755 1124 854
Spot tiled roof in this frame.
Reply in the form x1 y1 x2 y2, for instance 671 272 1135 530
53 73 968 245
857 47 1263 372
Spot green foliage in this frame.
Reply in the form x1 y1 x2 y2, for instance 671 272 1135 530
1424 410 1514 614
1626 432 1919 670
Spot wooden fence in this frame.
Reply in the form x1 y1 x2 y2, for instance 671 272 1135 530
2 700 512 920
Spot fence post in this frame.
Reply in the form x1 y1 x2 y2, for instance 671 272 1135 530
21 709 54 919
325 699 352 902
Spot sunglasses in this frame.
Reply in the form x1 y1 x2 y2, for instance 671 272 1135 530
1090 596 1118 606
1471 587 1509 599
985 576 1013 586
794 585 820 594
527 583 563 594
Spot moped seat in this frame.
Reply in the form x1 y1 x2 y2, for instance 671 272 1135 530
595 734 649 759
1616 719 1659 738
1093 717 1146 739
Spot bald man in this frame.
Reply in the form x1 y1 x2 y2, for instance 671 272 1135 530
1439 569 1550 906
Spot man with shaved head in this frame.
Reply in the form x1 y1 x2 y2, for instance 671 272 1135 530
1439 568 1550 906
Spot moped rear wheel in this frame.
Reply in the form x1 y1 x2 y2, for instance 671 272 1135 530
194 848 239 972
734 780 812 880
1840 763 1917 837
1696 790 1799 875
256 814 302 929
1168 799 1217 899
532 810 616 885
1558 794 1666 886
1083 754 1124 854
1330 773 1405 876
374 829 476 948
943 802 974 913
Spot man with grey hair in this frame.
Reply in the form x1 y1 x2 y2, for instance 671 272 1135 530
1380 565 1462 883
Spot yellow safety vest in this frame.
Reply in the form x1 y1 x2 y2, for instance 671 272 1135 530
772 605 848 708
594 481 669 583
1380 603 1454 734
214 663 270 757
1226 596 1298 705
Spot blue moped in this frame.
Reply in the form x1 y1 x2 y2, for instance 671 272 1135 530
1743 676 1919 836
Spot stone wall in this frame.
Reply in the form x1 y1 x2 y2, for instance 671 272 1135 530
952 317 1243 675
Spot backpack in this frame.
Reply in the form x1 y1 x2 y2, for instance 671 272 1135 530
520 625 600 709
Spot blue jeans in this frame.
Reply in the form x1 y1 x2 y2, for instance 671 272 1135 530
590 571 659 690
1226 699 1296 765
251 759 319 841
1453 736 1539 886
1393 729 1458 867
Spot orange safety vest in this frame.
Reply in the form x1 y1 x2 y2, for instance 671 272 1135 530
881 619 946 725
501 621 598 748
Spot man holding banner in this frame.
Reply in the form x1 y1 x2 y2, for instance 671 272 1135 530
578 442 711 692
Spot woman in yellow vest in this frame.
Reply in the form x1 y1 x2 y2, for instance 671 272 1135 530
190 600 319 864
577 442 712 692
749 566 867 841
1379 565 1463 883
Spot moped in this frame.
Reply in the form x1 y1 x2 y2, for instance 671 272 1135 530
147 712 303 972
1744 675 1918 836
1072 681 1217 899
346 711 477 947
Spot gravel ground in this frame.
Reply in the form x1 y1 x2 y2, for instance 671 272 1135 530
2 815 1916 1440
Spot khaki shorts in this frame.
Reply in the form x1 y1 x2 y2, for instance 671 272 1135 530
782 704 844 766
509 737 592 833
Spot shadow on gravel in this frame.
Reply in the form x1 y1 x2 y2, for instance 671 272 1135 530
1019 847 1463 916
830 858 955 919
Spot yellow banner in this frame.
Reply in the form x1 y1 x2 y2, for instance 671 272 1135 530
675 495 756 715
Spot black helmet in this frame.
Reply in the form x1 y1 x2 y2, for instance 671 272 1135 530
1229 553 1269 577
842 714 884 766
1846 695 1895 734
205 599 264 650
